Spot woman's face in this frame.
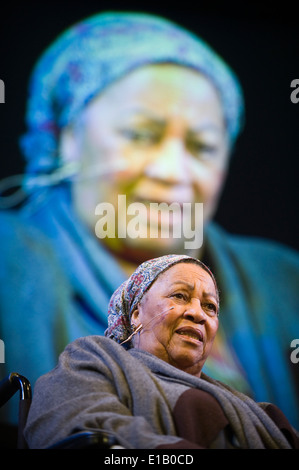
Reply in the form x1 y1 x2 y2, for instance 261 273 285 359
61 64 229 258
131 262 219 377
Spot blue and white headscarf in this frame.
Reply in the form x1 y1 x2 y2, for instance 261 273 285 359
20 11 244 177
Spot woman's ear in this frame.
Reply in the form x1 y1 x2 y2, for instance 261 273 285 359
59 125 81 164
130 306 140 328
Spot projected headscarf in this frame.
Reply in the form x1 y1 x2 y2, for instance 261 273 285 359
20 11 244 177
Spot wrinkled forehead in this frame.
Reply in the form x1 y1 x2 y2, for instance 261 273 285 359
141 260 219 304
77 63 225 125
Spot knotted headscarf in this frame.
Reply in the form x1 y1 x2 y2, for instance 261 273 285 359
105 254 218 347
20 11 244 177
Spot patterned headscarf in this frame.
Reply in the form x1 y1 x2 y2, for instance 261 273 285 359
105 254 218 347
20 11 244 176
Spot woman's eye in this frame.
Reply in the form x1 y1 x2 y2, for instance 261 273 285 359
172 293 187 301
204 303 218 316
119 128 159 144
187 139 218 159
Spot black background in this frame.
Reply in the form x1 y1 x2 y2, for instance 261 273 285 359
0 1 298 250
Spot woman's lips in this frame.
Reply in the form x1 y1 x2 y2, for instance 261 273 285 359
131 180 195 206
128 196 186 230
175 326 203 343
131 195 185 208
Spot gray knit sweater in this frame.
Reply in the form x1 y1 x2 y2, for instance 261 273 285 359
24 336 297 449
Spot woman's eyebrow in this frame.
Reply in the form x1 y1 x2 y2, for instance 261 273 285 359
118 109 224 134
202 291 219 306
172 280 195 290
203 291 218 301
172 281 219 302
118 107 166 124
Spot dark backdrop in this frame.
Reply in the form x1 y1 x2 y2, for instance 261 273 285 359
0 1 298 250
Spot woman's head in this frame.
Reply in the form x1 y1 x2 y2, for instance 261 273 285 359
105 254 219 376
21 12 244 255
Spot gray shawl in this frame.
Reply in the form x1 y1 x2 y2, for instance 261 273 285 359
24 336 295 449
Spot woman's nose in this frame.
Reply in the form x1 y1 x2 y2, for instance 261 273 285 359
183 300 207 324
144 138 191 184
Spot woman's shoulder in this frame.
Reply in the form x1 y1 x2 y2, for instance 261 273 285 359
60 335 129 366
0 209 52 252
0 209 66 272
64 335 118 353
207 222 299 267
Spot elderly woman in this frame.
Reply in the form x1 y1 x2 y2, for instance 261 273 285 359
0 11 298 431
24 255 298 449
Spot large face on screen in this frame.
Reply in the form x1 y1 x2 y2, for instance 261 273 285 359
60 64 229 259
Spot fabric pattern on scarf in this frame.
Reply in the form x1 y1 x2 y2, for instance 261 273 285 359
105 254 215 346
20 11 244 176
